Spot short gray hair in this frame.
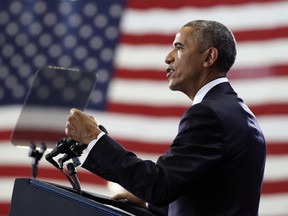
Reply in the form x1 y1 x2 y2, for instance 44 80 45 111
183 20 237 72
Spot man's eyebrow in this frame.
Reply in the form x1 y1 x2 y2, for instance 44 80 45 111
173 42 184 47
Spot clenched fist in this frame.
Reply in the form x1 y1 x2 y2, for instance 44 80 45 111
65 108 102 144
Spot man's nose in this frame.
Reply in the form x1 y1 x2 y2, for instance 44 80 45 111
165 53 174 65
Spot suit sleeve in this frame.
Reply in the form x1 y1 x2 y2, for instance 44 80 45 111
82 103 224 206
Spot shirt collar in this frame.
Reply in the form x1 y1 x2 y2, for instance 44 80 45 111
192 77 229 105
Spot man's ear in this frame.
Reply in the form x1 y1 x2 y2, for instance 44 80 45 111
203 47 218 68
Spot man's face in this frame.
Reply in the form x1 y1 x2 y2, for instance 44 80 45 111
165 26 206 97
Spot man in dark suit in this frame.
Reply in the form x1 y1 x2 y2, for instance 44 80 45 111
65 20 266 215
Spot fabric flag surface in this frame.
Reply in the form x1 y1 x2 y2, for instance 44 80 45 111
1 0 288 215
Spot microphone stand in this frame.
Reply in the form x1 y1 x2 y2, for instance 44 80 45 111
67 162 82 195
28 142 47 178
45 138 87 194
58 156 83 195
45 125 108 194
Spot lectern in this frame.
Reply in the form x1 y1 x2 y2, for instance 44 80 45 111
9 178 155 216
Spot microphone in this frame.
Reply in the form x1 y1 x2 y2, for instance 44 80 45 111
45 138 79 169
45 125 108 169
45 138 73 160
58 142 87 167
99 124 108 134
45 125 108 193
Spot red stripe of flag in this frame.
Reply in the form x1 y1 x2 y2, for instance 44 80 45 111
1 165 288 194
262 180 288 194
107 102 288 117
114 65 288 81
115 138 288 156
0 165 107 185
126 0 284 9
0 202 9 216
119 27 288 45
2 131 288 155
0 130 12 140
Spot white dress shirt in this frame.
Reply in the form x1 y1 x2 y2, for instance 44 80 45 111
192 77 228 105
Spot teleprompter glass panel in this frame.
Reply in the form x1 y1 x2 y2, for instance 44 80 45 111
10 66 97 148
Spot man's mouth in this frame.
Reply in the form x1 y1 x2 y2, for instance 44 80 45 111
166 67 175 78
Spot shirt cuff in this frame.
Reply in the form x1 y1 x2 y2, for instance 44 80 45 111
87 131 106 151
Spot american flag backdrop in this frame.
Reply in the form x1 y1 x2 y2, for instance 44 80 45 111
1 0 288 215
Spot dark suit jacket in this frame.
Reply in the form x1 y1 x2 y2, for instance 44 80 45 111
82 82 266 216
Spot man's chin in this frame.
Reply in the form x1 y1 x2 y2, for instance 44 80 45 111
168 85 174 90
